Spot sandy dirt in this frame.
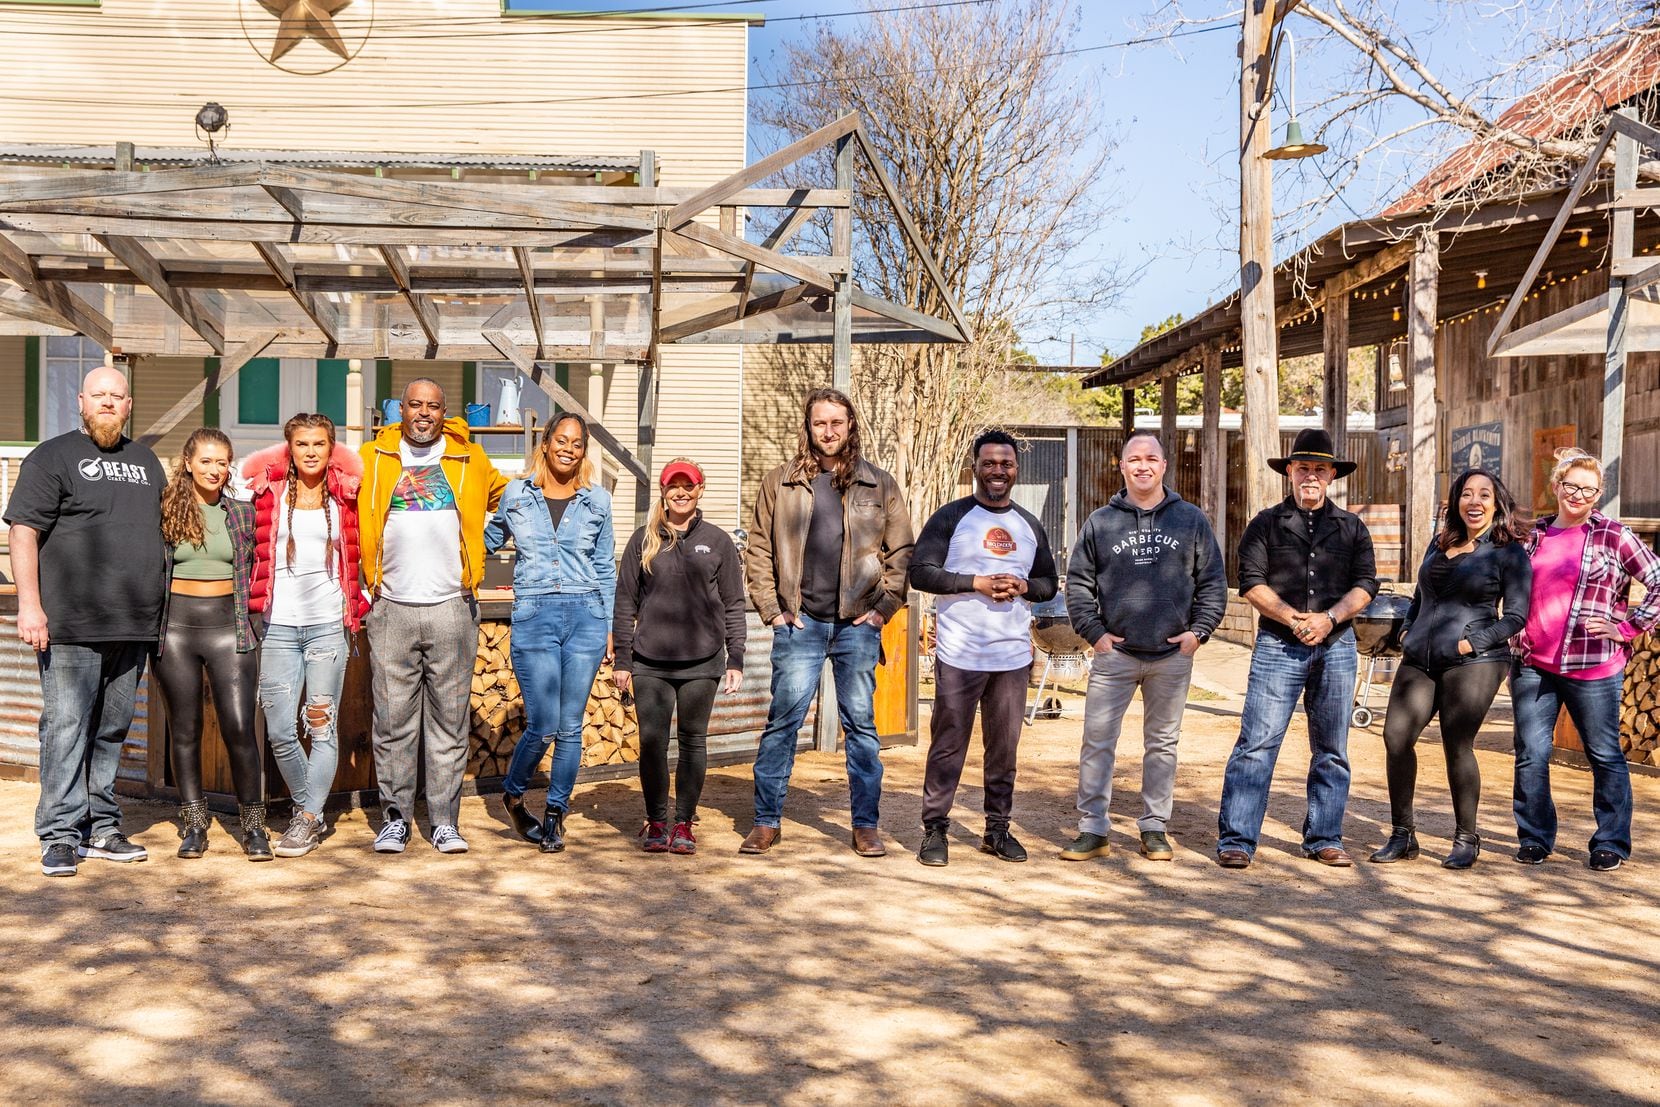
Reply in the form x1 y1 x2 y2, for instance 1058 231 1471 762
1 638 1657 1106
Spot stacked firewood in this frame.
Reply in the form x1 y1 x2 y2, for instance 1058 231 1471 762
466 620 641 777
1621 635 1660 765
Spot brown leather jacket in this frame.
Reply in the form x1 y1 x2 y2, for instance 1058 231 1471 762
744 456 914 624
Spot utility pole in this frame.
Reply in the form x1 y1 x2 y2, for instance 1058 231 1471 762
1240 1 1288 515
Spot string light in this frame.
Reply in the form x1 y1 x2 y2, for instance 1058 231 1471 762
1475 270 1487 290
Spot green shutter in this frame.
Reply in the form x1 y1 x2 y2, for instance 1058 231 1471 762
315 359 349 426
23 336 40 441
203 359 220 427
237 358 282 424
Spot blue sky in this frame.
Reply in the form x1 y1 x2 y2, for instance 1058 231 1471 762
511 1 1545 363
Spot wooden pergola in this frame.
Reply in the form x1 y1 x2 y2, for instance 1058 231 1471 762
0 114 969 487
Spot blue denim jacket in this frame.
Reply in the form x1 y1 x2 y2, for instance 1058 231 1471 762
484 479 617 617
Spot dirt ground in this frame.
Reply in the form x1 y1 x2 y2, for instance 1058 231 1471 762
2 639 1658 1106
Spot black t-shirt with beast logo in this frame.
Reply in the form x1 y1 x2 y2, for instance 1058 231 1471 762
5 430 167 643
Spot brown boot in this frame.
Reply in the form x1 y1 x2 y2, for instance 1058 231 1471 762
852 826 886 857
739 825 781 854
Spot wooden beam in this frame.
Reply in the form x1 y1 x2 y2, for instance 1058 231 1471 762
667 222 835 291
137 329 280 446
0 286 77 330
1405 232 1439 583
1322 279 1350 468
481 330 650 484
851 126 974 343
658 280 813 343
0 163 264 205
262 184 307 221
1200 343 1225 556
666 113 861 230
1327 239 1415 299
0 211 655 249
512 246 546 358
1487 123 1617 357
94 234 226 355
0 232 113 348
252 241 339 344
849 288 967 343
376 245 440 352
263 168 657 230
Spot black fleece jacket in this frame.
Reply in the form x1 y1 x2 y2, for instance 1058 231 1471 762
1400 535 1532 671
1066 488 1227 659
613 512 747 672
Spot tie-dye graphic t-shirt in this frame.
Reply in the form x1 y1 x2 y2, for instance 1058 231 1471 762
381 438 462 603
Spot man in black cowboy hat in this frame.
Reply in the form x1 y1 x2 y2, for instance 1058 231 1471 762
1215 428 1378 869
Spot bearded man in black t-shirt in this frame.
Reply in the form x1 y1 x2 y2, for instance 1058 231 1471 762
5 366 166 877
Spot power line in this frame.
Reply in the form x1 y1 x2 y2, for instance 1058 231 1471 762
0 22 1229 111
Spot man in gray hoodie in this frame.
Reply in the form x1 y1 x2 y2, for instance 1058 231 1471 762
1061 432 1226 862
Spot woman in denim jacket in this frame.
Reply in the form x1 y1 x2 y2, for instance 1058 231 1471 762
485 413 616 853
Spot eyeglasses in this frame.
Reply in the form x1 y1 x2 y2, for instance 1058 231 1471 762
1558 481 1601 501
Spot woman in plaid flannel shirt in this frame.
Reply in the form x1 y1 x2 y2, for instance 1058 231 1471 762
1511 449 1660 872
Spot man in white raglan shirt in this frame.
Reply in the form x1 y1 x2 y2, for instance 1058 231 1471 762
908 429 1058 866
1061 431 1226 863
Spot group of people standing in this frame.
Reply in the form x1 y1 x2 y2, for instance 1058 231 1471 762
9 369 1658 879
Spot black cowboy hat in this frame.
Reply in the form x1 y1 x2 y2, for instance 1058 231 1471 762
1268 428 1357 477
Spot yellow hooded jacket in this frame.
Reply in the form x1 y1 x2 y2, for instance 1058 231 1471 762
358 417 508 597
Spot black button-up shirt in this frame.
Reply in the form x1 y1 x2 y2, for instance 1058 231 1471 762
1237 497 1380 645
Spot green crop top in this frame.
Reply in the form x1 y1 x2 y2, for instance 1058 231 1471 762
172 501 234 581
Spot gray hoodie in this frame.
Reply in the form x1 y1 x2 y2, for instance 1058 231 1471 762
1066 488 1226 659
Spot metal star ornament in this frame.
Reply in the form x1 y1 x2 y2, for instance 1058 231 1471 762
259 0 355 63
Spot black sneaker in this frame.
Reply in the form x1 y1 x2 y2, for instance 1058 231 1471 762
981 827 1028 863
77 832 148 863
1589 849 1624 872
917 822 949 867
1514 844 1549 865
41 843 78 877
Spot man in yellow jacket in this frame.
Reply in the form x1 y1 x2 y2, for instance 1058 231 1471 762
359 378 507 855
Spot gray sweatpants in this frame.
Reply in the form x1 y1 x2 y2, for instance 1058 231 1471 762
367 594 479 828
1077 647 1194 836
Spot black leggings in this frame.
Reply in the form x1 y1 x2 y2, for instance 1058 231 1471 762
157 593 262 805
633 672 718 824
1382 660 1508 834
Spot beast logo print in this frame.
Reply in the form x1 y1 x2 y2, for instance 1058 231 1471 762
389 465 456 513
983 526 1017 556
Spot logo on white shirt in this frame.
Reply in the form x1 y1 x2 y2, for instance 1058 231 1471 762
983 526 1017 556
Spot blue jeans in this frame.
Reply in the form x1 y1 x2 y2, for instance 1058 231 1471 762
1511 662 1631 858
503 592 610 814
259 622 349 815
752 614 885 829
34 641 149 848
1217 628 1358 855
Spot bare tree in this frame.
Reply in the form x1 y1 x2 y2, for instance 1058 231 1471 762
753 0 1128 524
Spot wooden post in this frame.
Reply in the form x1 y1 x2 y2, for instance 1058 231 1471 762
1161 373 1179 489
1121 386 1136 442
1201 344 1226 555
637 149 658 529
1323 279 1350 507
1240 0 1282 518
1405 230 1439 582
832 133 854 391
1064 425 1079 554
1604 106 1637 517
114 141 134 173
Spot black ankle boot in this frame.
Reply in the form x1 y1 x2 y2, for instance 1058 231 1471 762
177 800 210 859
240 804 274 862
1443 830 1480 869
1369 826 1420 863
539 809 566 854
504 793 543 843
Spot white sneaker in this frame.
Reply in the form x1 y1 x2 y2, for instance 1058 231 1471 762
373 819 409 854
431 825 469 854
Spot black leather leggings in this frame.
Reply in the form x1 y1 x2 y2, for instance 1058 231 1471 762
1382 659 1508 835
157 593 262 805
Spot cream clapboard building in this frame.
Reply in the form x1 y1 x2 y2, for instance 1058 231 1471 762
0 0 757 529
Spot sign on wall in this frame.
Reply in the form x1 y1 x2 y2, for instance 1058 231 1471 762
1532 424 1579 513
1450 421 1503 478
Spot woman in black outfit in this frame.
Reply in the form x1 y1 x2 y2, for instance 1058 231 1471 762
612 458 746 855
1371 468 1531 869
157 428 266 859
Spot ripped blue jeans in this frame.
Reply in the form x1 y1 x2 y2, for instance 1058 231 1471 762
259 622 349 815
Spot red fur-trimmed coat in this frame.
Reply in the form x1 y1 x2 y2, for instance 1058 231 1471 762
242 442 368 634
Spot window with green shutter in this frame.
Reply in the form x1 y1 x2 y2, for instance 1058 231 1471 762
237 358 282 425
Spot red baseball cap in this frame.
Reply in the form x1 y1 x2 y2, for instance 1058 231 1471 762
659 460 705 488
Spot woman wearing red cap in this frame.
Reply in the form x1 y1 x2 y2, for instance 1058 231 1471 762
613 458 746 854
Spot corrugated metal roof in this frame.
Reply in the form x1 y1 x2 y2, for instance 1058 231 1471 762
0 143 639 173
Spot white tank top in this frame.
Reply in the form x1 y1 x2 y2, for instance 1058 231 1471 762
268 501 346 628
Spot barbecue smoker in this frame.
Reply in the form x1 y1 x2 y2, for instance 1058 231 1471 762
1350 592 1413 728
1027 591 1090 724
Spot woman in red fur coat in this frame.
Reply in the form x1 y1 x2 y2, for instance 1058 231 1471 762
244 414 368 858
